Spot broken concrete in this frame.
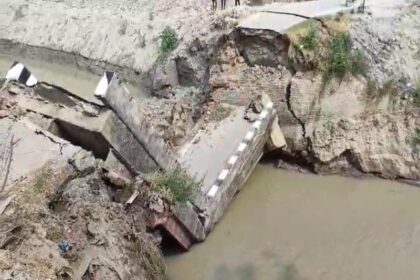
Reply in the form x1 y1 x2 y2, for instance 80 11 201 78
101 75 180 172
0 117 80 188
0 85 160 173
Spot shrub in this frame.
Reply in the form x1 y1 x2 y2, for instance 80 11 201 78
414 85 420 106
350 49 369 77
159 26 178 55
414 129 420 153
326 32 352 79
323 32 369 83
299 24 319 52
379 79 398 97
149 167 199 203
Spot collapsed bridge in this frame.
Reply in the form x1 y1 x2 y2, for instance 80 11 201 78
1 60 286 250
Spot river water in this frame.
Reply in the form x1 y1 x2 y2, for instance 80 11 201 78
166 164 420 280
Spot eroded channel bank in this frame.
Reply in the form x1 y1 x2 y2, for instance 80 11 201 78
167 163 420 280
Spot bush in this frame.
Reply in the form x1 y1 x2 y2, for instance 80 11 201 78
299 24 319 52
414 129 420 153
350 49 369 77
149 167 199 203
324 32 369 83
414 85 420 106
326 32 352 79
159 26 178 54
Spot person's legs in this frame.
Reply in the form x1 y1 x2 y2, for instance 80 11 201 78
235 0 240 6
212 0 217 10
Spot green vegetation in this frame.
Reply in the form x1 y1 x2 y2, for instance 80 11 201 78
415 129 420 143
298 24 319 52
149 167 199 203
324 32 368 82
326 32 352 79
288 19 369 86
159 26 178 55
414 84 420 106
350 49 369 77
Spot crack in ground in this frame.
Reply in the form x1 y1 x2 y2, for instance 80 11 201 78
34 129 66 155
285 79 308 143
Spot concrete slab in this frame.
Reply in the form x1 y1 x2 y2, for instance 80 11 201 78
101 75 179 172
0 118 80 188
239 0 361 33
178 106 251 194
0 88 159 173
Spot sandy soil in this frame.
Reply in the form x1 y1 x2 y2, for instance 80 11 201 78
351 0 420 85
0 0 251 74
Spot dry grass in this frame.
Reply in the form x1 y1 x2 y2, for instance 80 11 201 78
127 227 166 280
208 103 233 123
323 13 351 33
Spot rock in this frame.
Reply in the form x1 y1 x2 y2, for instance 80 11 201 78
104 171 131 189
153 59 179 91
68 150 97 175
283 72 420 180
7 85 24 95
0 250 12 270
243 110 259 122
0 110 8 118
61 173 111 203
235 28 289 67
82 105 99 117
148 193 164 213
267 115 287 151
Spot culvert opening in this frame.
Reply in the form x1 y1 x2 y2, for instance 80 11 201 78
159 226 190 256
49 119 110 159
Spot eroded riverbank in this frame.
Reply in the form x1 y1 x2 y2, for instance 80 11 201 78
167 164 420 280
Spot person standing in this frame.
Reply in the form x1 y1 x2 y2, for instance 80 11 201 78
212 0 217 10
221 0 226 10
235 0 240 6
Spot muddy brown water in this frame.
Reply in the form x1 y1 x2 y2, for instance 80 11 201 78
166 164 420 280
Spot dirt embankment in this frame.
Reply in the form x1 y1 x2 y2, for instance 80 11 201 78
195 1 420 181
0 0 419 278
0 146 167 280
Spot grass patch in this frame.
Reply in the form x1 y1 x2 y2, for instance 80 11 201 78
379 80 398 97
149 167 199 203
287 17 369 87
33 169 51 192
322 32 369 85
208 104 233 123
159 26 178 55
